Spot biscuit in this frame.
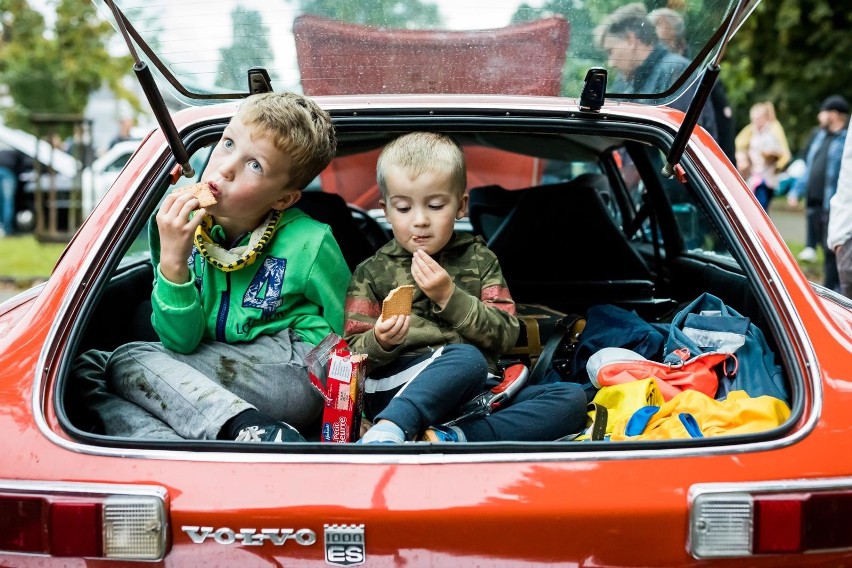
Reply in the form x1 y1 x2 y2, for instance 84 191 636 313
173 182 217 207
381 285 415 319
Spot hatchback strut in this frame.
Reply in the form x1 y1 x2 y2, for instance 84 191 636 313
662 0 751 178
103 0 195 179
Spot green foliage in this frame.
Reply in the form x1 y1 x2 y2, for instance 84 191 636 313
217 7 273 91
725 0 852 152
0 0 135 134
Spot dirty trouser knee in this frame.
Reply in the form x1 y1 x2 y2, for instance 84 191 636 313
74 349 182 439
105 329 324 440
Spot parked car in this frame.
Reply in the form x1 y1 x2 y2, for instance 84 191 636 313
81 138 141 215
1 0 851 566
0 124 78 232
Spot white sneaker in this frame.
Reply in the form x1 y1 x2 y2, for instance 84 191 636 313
797 247 817 262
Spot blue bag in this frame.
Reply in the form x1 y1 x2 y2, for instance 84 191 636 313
662 293 788 403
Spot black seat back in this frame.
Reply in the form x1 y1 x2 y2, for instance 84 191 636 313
485 175 654 309
468 184 524 240
295 191 377 271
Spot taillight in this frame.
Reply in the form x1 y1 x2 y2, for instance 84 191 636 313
0 483 167 561
690 482 852 558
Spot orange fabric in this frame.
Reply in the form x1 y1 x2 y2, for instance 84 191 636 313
595 352 726 401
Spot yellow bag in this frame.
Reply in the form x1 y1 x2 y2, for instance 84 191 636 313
611 390 790 441
580 378 665 440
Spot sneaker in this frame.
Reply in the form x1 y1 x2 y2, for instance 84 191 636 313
234 422 305 443
421 425 465 443
797 246 817 262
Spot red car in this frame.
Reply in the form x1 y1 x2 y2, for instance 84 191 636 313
2 0 851 565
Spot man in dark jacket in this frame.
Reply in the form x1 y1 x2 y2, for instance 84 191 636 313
596 2 717 139
787 95 850 292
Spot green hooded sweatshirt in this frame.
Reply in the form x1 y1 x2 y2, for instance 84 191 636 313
150 207 350 354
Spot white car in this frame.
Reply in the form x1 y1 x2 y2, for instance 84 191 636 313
82 139 140 215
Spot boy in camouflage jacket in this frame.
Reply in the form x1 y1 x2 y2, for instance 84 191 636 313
344 132 586 443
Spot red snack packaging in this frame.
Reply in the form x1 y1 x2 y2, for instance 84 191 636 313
305 334 366 443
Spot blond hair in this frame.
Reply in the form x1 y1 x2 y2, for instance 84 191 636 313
376 132 466 199
236 92 336 190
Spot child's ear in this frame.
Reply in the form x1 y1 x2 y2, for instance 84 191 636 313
271 189 302 211
379 199 387 216
456 194 469 219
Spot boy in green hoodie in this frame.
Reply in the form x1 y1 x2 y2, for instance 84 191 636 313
103 92 350 443
345 132 586 443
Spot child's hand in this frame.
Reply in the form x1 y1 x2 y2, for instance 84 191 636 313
411 249 454 309
156 192 208 284
374 314 410 351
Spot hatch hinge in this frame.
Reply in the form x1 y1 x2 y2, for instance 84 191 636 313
247 68 273 95
579 67 607 112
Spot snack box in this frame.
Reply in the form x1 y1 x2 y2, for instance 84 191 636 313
319 349 367 443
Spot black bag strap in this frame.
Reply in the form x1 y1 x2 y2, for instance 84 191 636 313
529 314 585 384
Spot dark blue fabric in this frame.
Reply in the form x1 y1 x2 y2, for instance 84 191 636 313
571 304 665 382
664 293 788 403
366 344 487 439
459 382 588 442
366 343 588 441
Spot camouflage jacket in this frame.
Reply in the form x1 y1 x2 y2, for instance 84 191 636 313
344 233 519 372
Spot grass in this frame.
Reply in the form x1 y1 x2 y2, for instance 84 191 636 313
786 242 826 283
0 235 67 282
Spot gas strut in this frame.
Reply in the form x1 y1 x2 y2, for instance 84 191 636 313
662 0 750 178
103 0 195 179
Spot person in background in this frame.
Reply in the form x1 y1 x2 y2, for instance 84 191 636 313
595 3 717 139
827 122 852 298
109 116 137 150
735 101 791 211
0 148 33 237
786 95 849 290
345 132 587 443
648 7 737 165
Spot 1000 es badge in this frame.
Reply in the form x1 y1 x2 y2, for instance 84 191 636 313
180 524 366 566
324 524 366 566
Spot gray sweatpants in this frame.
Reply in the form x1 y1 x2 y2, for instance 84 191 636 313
102 329 323 440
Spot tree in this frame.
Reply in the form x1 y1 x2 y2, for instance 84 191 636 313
0 0 136 135
723 0 852 152
217 7 274 92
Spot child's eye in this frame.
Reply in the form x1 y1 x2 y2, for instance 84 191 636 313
248 160 263 173
395 206 410 214
222 138 234 150
428 203 446 210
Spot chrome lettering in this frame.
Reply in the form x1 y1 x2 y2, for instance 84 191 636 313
182 526 317 547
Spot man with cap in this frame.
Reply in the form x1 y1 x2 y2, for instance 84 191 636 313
787 94 850 291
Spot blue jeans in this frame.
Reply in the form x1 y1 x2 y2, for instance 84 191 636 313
0 167 15 233
366 343 587 441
